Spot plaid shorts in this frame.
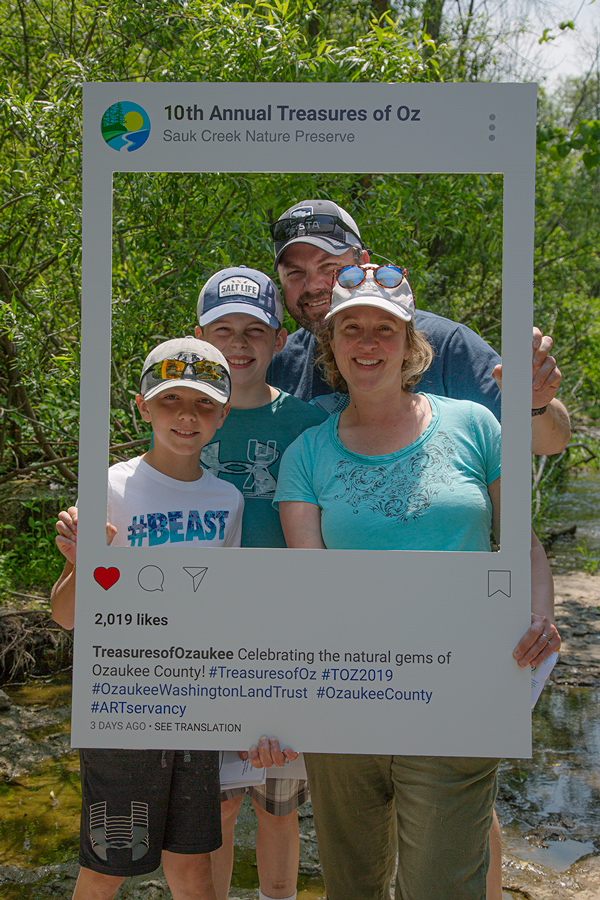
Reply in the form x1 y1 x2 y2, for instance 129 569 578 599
221 777 309 816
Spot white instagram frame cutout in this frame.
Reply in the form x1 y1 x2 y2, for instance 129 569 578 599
74 83 536 755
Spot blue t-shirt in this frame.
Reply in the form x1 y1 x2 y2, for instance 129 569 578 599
201 391 327 548
267 310 502 420
274 394 501 552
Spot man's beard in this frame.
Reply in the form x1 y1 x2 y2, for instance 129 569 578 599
294 291 331 333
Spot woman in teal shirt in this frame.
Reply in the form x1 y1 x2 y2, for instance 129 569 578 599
275 263 560 900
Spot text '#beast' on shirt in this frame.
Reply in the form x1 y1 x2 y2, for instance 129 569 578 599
127 510 230 547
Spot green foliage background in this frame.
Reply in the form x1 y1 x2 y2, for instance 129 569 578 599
110 170 504 417
1 0 599 586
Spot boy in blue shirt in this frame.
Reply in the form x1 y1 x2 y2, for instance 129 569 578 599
52 337 244 900
196 267 327 900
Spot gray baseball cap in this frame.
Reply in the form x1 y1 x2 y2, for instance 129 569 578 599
271 199 364 270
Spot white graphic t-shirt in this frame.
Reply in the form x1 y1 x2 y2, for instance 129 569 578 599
107 457 244 548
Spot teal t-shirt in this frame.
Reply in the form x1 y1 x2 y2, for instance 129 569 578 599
274 394 501 552
201 391 327 548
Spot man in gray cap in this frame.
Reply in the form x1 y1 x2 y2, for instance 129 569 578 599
267 198 570 454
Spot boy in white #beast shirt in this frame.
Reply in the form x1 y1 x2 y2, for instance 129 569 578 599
52 337 244 900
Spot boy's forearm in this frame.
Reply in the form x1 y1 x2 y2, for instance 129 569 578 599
51 561 76 630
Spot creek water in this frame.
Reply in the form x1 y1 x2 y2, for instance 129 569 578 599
2 684 600 897
544 470 600 573
499 687 600 879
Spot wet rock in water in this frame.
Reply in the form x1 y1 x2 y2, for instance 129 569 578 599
501 852 600 900
0 863 77 900
0 695 70 778
0 862 174 899
497 783 519 803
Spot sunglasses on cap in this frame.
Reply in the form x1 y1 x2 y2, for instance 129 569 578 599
333 264 407 290
270 214 361 245
140 357 231 393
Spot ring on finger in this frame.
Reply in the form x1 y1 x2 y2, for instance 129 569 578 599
540 633 550 643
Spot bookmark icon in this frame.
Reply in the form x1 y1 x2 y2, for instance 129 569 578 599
488 570 511 597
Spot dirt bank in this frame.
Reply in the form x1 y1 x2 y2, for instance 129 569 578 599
551 572 600 685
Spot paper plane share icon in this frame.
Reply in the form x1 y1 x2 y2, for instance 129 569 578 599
183 567 208 592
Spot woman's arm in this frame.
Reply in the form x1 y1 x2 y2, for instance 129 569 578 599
278 501 326 550
487 480 561 668
514 531 560 667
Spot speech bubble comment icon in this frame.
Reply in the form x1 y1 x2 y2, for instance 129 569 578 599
138 565 164 592
94 567 120 590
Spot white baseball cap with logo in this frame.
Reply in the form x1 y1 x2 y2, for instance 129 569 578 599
325 265 415 323
197 266 284 329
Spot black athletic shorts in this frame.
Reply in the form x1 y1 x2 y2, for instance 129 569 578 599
79 748 221 876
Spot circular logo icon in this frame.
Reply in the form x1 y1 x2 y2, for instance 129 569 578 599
101 101 150 152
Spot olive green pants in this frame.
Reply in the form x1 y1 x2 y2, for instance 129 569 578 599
305 753 499 900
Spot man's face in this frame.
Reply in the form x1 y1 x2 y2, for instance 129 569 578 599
278 244 367 332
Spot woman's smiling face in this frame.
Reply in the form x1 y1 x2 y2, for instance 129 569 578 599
331 305 409 395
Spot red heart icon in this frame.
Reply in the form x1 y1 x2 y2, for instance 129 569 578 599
94 567 120 590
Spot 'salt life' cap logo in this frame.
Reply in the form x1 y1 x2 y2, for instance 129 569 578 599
101 101 150 152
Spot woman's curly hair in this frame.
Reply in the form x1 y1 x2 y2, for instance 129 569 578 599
315 316 434 394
